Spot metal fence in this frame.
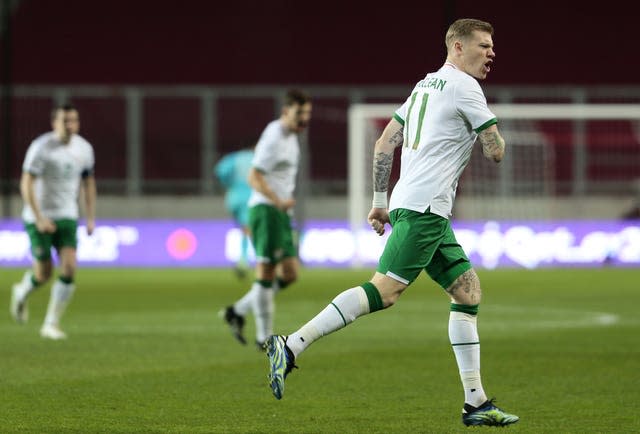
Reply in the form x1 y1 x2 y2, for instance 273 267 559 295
3 84 640 198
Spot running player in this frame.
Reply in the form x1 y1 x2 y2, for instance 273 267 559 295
264 19 519 427
221 89 312 349
10 103 96 340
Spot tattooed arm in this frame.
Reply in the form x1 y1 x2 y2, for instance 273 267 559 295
478 124 506 163
368 118 404 236
372 118 404 194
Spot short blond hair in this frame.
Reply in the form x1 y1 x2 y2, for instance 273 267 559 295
445 18 494 51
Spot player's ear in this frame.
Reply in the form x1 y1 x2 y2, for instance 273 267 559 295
454 40 463 54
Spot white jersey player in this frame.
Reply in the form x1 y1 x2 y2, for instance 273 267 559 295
389 62 498 218
264 19 519 428
221 89 312 349
10 104 97 340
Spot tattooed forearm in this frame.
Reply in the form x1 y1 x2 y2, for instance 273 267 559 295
373 152 393 192
479 129 505 163
372 126 403 192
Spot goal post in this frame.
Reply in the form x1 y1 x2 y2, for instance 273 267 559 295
348 104 398 242
348 103 640 238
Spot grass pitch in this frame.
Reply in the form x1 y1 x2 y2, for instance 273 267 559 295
1 267 639 433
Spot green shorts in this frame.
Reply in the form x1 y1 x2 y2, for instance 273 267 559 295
248 204 296 264
377 208 471 289
25 219 78 261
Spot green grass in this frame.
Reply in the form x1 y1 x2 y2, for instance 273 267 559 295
1 267 639 433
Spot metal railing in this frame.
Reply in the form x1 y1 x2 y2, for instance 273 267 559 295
3 84 640 199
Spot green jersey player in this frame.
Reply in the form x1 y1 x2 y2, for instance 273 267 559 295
221 89 312 349
10 103 97 340
265 19 519 427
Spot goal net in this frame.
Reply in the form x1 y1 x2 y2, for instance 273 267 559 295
348 103 640 232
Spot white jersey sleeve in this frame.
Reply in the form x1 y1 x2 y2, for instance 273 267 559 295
393 95 411 125
22 135 49 175
455 77 496 132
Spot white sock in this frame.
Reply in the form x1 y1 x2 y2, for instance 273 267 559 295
287 286 369 358
253 284 274 344
233 282 261 316
15 270 36 300
43 279 75 327
449 311 487 407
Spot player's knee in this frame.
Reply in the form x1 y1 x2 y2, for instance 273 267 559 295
60 263 77 278
35 269 52 283
62 262 76 272
34 262 53 283
281 269 297 284
371 274 407 308
256 263 276 281
278 259 299 283
382 291 400 308
277 276 296 291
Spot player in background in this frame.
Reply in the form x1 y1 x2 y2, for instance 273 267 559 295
10 103 96 340
220 89 312 350
214 146 254 278
264 19 519 427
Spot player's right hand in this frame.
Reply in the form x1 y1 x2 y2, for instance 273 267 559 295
368 208 390 236
36 217 56 234
278 198 296 211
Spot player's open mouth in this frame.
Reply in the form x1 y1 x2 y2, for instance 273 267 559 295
484 61 492 72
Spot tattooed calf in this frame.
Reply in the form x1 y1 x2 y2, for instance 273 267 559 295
445 269 481 304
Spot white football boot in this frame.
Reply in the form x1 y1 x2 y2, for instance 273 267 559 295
40 324 67 340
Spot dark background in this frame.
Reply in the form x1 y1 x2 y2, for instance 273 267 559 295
4 0 638 86
1 0 639 204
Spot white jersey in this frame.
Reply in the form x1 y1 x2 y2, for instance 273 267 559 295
248 119 300 207
389 62 496 219
21 132 95 223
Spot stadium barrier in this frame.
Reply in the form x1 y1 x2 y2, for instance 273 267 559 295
1 219 638 269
